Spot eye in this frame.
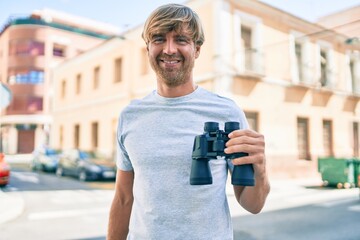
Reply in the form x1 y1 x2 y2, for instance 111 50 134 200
151 35 165 44
176 36 189 44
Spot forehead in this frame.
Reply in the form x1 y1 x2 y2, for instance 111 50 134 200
152 30 190 38
151 23 192 37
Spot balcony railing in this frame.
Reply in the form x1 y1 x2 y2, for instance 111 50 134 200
235 48 265 78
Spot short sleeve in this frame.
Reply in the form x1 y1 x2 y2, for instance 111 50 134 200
116 116 133 171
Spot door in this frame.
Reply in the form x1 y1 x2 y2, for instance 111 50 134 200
17 129 35 153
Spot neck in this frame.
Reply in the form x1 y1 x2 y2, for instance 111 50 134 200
157 80 197 98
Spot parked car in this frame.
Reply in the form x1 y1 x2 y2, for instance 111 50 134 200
31 147 61 172
0 153 10 187
56 149 116 181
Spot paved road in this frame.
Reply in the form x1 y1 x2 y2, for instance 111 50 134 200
1 165 359 240
0 166 114 239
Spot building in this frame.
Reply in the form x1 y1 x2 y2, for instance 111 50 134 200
51 0 360 178
0 9 119 154
317 5 360 89
317 5 360 39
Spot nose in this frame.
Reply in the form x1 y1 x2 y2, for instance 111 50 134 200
163 39 177 55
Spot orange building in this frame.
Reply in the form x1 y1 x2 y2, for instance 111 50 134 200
0 9 119 153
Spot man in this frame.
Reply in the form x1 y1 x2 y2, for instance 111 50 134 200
107 3 270 240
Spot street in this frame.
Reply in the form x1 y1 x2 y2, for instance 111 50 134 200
0 166 114 240
1 165 359 240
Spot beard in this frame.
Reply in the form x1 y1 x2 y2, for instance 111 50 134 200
150 54 194 87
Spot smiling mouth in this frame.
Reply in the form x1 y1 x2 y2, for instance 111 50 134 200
161 59 181 64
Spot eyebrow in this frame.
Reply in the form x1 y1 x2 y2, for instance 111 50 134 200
151 32 191 39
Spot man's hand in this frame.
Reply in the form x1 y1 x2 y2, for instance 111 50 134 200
225 129 266 177
224 129 270 214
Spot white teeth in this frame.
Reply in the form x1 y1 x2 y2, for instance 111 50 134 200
163 60 179 64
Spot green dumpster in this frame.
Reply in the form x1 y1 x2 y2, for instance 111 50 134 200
318 157 356 188
354 159 360 188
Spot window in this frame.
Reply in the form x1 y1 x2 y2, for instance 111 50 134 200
53 44 66 57
114 58 122 83
241 25 253 72
290 32 311 84
61 80 66 99
8 70 44 84
322 120 333 157
6 95 43 112
76 74 81 94
349 55 360 94
245 111 258 131
320 49 329 86
59 125 64 149
74 124 80 148
295 42 304 82
234 11 263 75
93 66 100 89
353 122 359 157
27 96 43 112
9 40 44 56
297 117 310 160
91 122 98 149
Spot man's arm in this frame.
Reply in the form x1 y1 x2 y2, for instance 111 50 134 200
107 170 134 240
225 129 270 214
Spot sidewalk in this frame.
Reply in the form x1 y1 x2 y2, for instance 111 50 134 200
227 177 360 217
0 190 25 225
4 154 32 164
0 154 30 225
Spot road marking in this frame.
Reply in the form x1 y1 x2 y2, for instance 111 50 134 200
11 172 39 183
2 186 18 191
50 190 114 204
348 205 360 212
315 198 358 208
27 207 109 220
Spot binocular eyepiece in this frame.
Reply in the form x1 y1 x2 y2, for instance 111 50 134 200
190 122 255 186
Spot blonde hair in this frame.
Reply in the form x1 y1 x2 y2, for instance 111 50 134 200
142 4 205 46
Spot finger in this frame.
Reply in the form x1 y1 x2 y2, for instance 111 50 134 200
231 153 265 166
225 144 249 154
225 144 263 155
226 135 262 147
228 129 262 138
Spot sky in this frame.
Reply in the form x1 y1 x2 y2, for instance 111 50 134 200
0 0 359 32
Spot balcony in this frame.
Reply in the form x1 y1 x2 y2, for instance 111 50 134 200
235 48 265 80
8 55 45 69
4 83 44 115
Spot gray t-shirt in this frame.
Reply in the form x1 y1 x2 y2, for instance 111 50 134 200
116 87 248 240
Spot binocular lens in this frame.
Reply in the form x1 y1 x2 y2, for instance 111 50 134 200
190 158 213 185
225 122 240 133
232 164 255 186
204 122 219 132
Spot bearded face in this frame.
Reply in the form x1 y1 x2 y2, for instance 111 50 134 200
147 31 200 87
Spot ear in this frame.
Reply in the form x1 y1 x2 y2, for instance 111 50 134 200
195 45 201 59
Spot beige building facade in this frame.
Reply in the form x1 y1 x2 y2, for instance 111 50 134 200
51 0 360 178
317 5 360 39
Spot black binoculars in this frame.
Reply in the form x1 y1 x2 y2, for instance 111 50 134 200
190 122 255 186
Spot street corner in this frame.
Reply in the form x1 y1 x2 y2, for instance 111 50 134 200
0 189 25 225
